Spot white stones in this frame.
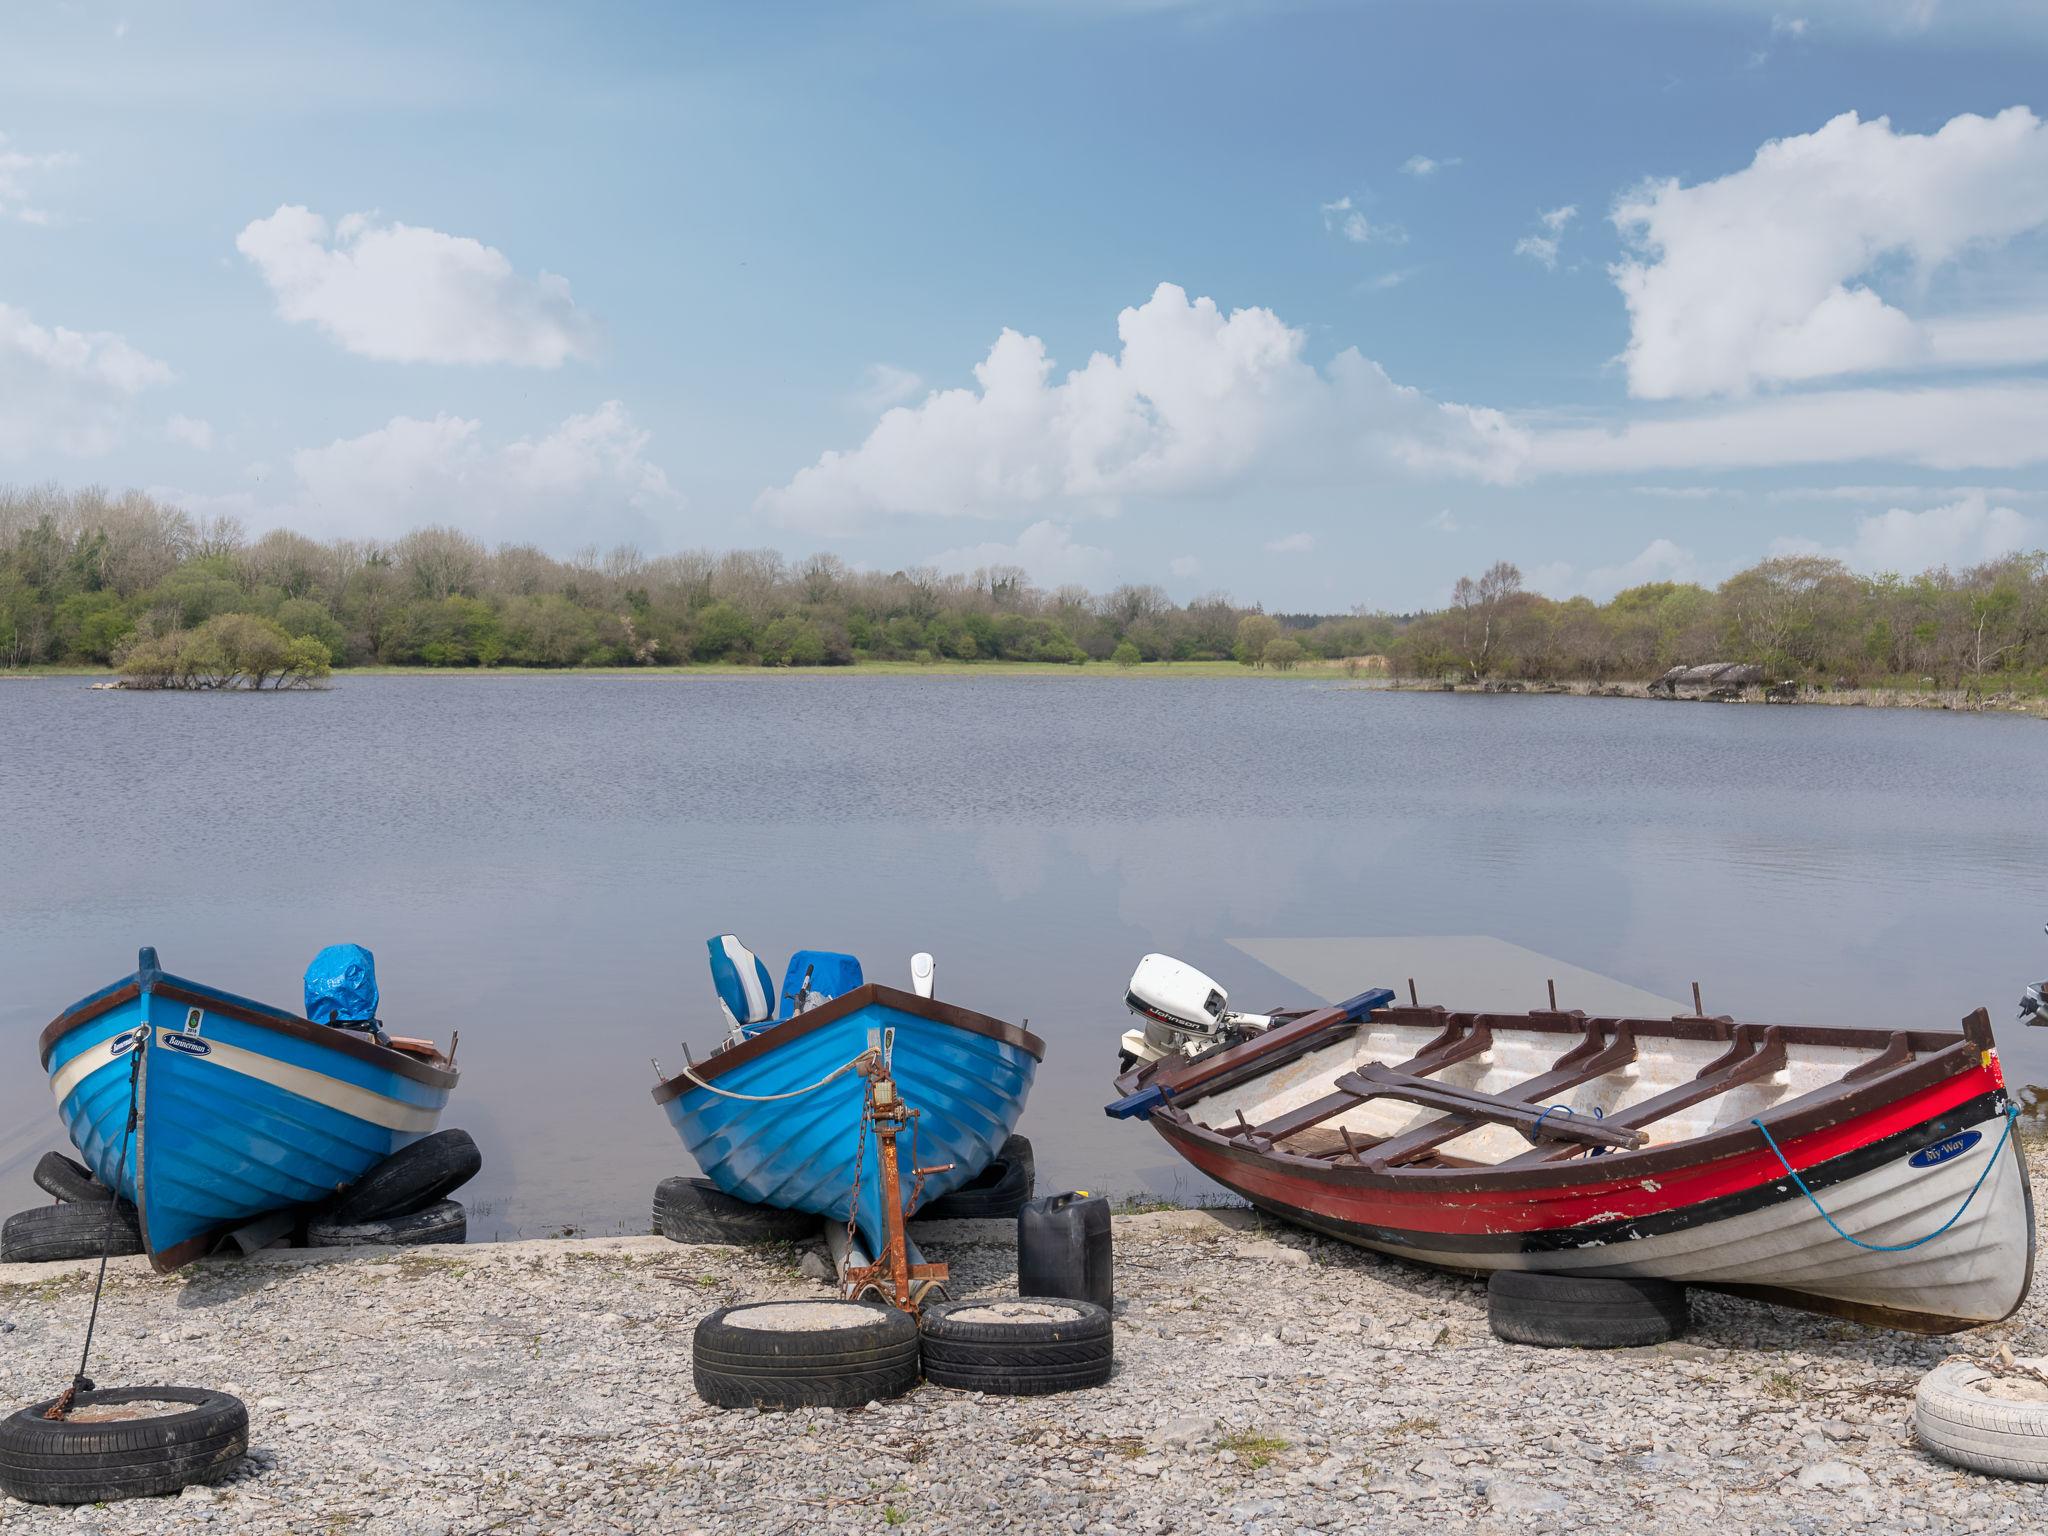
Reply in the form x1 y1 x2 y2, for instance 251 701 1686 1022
1795 1460 1872 1490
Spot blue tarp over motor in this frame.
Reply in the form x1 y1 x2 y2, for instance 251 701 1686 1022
304 943 379 1024
779 951 864 1018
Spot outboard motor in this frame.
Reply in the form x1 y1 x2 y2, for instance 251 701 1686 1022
2023 924 2048 1026
1119 953 1274 1068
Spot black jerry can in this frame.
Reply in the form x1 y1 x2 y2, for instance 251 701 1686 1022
1018 1191 1113 1310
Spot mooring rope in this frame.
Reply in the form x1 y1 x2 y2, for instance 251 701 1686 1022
47 1039 145 1421
1750 1104 2020 1254
675 1049 877 1103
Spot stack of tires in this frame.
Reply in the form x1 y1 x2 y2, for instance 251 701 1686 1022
693 1294 1113 1410
1486 1270 1690 1349
0 1131 481 1264
1 1154 144 1262
304 1129 481 1249
652 1135 1038 1247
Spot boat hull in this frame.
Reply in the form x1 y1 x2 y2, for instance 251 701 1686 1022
1160 1084 2030 1331
1119 992 2033 1333
40 954 457 1271
656 984 1043 1251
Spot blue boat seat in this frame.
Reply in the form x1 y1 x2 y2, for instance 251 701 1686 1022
709 936 777 1036
778 951 865 1019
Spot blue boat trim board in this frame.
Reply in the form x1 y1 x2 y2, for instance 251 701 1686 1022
38 949 458 1273
653 982 1044 1252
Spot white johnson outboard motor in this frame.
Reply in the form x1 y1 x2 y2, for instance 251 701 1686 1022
2023 924 2047 1026
1119 953 1275 1068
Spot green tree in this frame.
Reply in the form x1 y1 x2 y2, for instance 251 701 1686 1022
1111 638 1141 667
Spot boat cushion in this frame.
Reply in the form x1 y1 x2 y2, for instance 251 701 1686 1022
304 943 379 1024
778 951 865 1019
708 936 777 1033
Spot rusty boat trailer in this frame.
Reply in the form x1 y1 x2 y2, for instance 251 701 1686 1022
827 1026 954 1314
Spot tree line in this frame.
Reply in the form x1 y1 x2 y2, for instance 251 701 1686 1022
1 485 2043 689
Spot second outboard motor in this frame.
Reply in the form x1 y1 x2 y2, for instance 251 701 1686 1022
1019 1191 1113 1311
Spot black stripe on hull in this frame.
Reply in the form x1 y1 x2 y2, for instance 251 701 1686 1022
1185 1088 2012 1258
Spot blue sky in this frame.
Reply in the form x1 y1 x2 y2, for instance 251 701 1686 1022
5 0 2047 610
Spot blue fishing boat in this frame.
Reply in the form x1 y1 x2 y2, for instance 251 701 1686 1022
38 947 458 1272
652 939 1044 1252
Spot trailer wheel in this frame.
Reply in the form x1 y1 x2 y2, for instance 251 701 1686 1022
2 1203 143 1264
1914 1357 2048 1480
0 1387 247 1505
653 1177 820 1245
693 1301 920 1409
919 1297 1113 1395
32 1152 113 1205
918 1136 1035 1221
325 1129 482 1224
1487 1270 1688 1348
305 1199 466 1250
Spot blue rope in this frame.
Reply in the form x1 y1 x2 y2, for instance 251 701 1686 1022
1749 1105 2019 1254
1531 1103 1573 1139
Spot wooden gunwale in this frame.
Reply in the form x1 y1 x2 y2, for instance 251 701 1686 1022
1128 1003 1998 1195
40 973 457 1090
651 983 1046 1107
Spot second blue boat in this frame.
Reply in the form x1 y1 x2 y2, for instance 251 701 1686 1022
652 938 1044 1251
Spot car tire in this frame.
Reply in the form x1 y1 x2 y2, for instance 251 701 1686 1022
693 1300 920 1410
917 1136 1035 1222
0 1386 247 1505
32 1152 113 1205
305 1199 467 1250
653 1176 820 1245
918 1296 1113 1395
1487 1270 1688 1348
1915 1357 2048 1480
325 1130 482 1224
2 1203 143 1264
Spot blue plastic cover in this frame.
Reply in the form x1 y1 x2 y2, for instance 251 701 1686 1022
778 951 865 1019
304 943 380 1024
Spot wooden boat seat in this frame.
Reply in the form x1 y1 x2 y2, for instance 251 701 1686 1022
1335 1064 1647 1152
1362 1022 1641 1169
1280 1126 1485 1169
1498 1025 1789 1167
1237 1018 1494 1149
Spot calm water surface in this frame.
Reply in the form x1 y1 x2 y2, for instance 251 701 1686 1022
4 676 2045 1237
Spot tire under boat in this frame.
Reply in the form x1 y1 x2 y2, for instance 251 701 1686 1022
1108 993 2032 1333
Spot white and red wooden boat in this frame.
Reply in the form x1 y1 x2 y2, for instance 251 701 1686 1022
1107 959 2032 1333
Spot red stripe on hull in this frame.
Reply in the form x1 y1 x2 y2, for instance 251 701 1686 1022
1162 1063 2000 1237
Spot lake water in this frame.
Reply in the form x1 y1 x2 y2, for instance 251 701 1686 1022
4 675 2045 1239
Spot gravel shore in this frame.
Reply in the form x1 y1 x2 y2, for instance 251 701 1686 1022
5 1173 2048 1536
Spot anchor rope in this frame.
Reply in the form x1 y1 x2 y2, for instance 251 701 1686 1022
1750 1105 2019 1254
674 1049 877 1103
48 1037 144 1420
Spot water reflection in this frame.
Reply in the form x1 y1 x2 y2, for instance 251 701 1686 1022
4 677 2046 1237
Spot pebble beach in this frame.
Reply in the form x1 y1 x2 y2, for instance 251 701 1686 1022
4 1165 2048 1536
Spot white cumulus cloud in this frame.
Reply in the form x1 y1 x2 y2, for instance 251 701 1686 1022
855 363 925 411
931 519 1114 589
283 401 677 545
1774 491 2038 572
0 301 174 459
1526 538 1703 601
1321 196 1404 245
1401 154 1460 178
236 205 601 367
0 132 72 225
163 414 214 450
1611 108 2048 399
1513 205 1577 270
1264 531 1315 553
755 282 1524 532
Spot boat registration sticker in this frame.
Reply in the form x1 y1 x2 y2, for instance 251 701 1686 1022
183 1008 203 1035
1908 1130 1982 1169
160 1032 212 1058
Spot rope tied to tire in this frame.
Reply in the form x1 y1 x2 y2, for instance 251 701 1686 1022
674 1048 878 1103
1750 1104 2020 1254
46 1039 144 1422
